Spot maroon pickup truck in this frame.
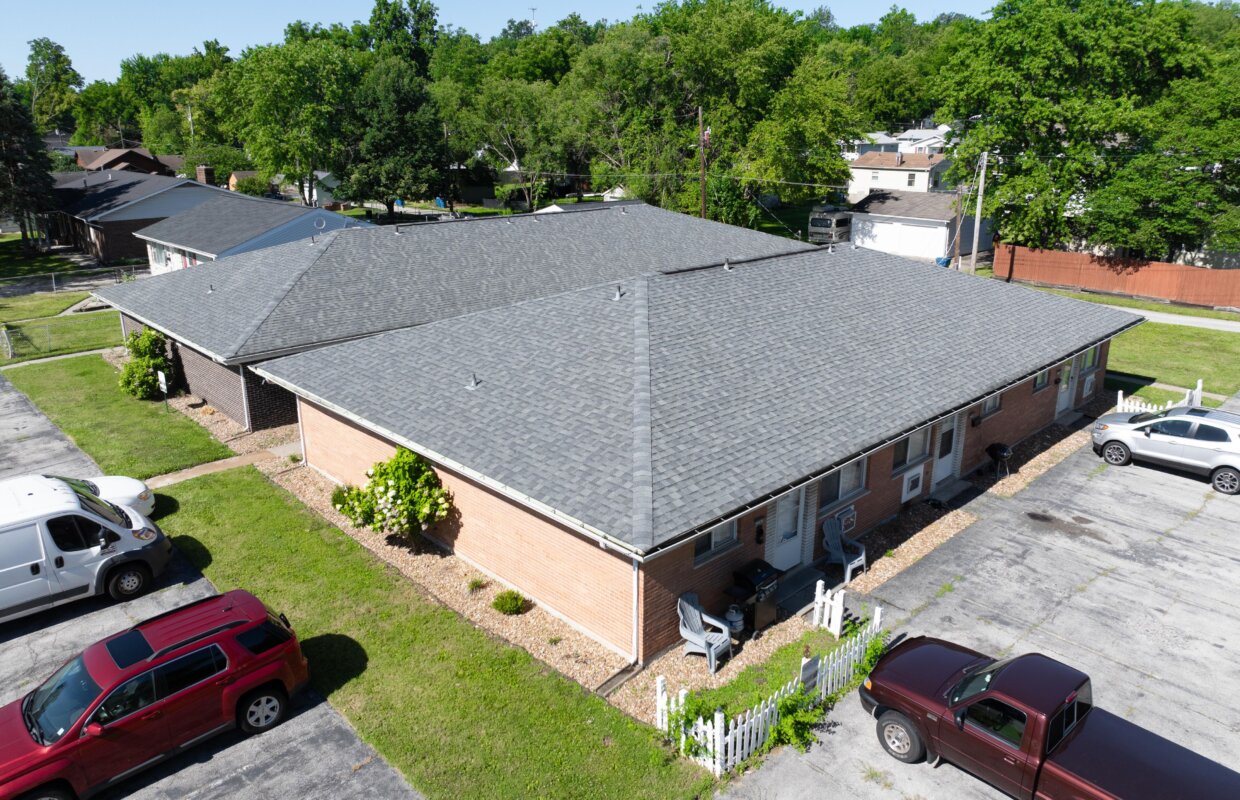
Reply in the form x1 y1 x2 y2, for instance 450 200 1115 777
859 636 1240 799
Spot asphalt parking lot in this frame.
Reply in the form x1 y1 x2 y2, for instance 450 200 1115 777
1 375 416 799
722 444 1240 799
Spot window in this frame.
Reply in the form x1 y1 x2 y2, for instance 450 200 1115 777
907 172 916 187
818 459 867 510
1081 346 1099 371
694 520 738 562
93 673 156 725
982 394 1002 416
235 620 292 656
871 171 880 182
1149 419 1193 438
892 429 929 471
1034 370 1050 391
46 515 106 552
1194 424 1231 443
154 645 226 698
965 698 1027 748
1047 684 1092 753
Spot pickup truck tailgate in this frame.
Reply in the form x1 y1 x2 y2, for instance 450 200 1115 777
1045 708 1240 799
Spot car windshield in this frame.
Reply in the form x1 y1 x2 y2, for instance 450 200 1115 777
69 486 125 527
950 656 1018 705
23 656 103 745
46 475 99 496
1127 409 1179 424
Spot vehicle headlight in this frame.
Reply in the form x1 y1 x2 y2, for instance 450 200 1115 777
1093 423 1109 431
138 489 152 501
864 678 872 691
133 527 157 542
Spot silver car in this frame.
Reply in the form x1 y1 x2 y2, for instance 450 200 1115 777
1091 406 1240 494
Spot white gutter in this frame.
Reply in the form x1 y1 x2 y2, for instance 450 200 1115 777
90 301 234 365
251 368 650 561
631 558 640 664
131 232 217 259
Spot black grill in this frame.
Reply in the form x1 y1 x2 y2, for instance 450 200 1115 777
734 559 779 602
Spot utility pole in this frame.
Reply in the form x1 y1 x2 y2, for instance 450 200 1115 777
953 183 963 269
186 104 195 142
967 151 988 275
698 106 706 220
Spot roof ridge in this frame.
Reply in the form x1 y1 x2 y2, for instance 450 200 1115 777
226 231 341 358
629 276 654 552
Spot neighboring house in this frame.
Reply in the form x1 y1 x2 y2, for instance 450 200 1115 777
94 204 809 431
847 152 950 202
602 186 631 202
228 171 261 191
850 191 994 261
73 146 107 168
842 132 899 162
279 171 340 207
894 124 953 155
135 193 369 275
252 248 1140 664
48 171 229 263
81 148 180 176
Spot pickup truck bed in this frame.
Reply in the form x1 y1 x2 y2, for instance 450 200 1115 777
1045 708 1240 800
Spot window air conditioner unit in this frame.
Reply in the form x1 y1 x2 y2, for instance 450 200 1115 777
834 505 857 534
1082 373 1096 397
901 467 924 503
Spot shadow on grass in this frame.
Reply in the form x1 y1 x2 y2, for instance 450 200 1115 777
151 493 180 521
169 534 212 571
300 633 369 698
1105 371 1157 391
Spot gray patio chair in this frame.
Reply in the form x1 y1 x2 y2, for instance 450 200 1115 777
823 517 867 584
677 592 733 674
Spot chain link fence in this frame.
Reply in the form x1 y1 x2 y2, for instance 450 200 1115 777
0 264 145 298
1 311 123 363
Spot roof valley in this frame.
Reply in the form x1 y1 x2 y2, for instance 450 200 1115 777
629 276 655 552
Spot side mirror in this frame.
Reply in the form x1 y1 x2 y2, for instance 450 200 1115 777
84 722 105 737
1144 429 1152 437
954 709 966 729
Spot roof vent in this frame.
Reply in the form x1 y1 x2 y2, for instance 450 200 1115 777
505 219 513 224
827 245 834 254
722 258 733 272
613 284 624 300
620 207 628 214
207 284 214 293
851 243 858 250
466 372 481 390
107 172 113 181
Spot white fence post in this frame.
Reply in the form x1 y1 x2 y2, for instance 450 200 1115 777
678 688 688 754
811 579 826 626
1192 379 1203 406
713 710 726 776
656 675 668 732
828 589 845 638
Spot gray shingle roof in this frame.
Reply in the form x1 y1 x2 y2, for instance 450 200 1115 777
133 194 316 256
96 203 813 363
54 172 188 220
852 191 960 222
257 248 1141 553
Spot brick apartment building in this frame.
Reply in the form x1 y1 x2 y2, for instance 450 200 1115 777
256 247 1139 663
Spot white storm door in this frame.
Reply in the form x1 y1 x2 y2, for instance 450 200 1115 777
932 415 960 486
768 489 803 571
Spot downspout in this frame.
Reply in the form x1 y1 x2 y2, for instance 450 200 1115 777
631 557 640 664
795 483 807 562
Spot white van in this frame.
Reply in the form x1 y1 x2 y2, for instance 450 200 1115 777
0 475 173 624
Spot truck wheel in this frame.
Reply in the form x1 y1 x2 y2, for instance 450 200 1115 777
1102 442 1131 466
238 686 288 734
107 563 151 600
18 787 75 800
1212 467 1240 495
877 711 925 763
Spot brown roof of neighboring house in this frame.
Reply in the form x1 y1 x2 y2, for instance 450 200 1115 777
852 191 960 221
82 147 174 174
851 152 947 171
158 154 185 172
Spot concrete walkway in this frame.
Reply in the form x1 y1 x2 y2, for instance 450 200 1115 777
0 347 115 370
146 450 278 489
0 372 99 479
1222 391 1240 415
1103 304 1240 333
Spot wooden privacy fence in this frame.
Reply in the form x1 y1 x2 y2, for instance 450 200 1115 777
655 610 884 776
1116 379 1203 415
994 243 1240 309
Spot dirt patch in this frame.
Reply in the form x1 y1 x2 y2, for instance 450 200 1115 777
254 459 629 692
847 505 979 595
608 612 813 726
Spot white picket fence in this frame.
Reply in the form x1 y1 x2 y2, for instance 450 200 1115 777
1116 379 1202 415
655 610 884 776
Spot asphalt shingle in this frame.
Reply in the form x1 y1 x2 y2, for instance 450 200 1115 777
134 194 319 256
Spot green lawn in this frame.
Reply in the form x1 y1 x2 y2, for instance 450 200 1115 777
0 290 90 324
1103 376 1223 408
1043 287 1240 322
753 202 815 242
1 311 121 363
4 355 232 478
0 233 77 279
160 467 710 800
687 629 844 719
1108 322 1240 398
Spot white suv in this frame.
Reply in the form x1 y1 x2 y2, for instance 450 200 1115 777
1091 406 1240 494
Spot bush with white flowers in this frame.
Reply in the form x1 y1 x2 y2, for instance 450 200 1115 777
330 448 451 535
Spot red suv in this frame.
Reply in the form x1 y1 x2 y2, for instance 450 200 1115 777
0 590 309 800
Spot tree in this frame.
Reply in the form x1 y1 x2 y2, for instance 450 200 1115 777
459 76 563 208
71 81 136 146
0 68 56 252
938 0 1207 249
339 57 448 216
22 38 83 133
225 40 365 205
369 0 438 73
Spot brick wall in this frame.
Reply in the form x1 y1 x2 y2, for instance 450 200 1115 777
96 218 163 263
639 508 767 661
300 399 636 657
175 343 248 428
242 367 297 429
994 243 1240 308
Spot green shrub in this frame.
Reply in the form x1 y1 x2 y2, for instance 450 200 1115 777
766 687 823 753
234 175 271 196
120 328 172 399
333 448 452 535
119 356 161 400
467 577 487 593
492 589 528 615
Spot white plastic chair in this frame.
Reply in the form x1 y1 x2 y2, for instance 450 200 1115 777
823 517 867 584
677 592 733 674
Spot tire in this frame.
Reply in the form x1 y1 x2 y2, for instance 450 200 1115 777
106 563 151 600
238 686 288 734
18 787 74 800
876 711 925 764
1211 467 1240 495
1102 441 1131 466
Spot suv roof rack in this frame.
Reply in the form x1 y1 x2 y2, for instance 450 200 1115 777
147 620 247 662
133 593 222 630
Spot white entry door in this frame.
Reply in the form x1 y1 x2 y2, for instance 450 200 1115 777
932 415 961 486
1056 360 1076 415
768 490 803 571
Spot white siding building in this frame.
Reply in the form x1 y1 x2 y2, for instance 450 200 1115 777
847 152 951 203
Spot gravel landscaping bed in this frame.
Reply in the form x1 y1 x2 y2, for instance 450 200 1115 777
609 613 813 725
253 459 630 692
847 506 979 595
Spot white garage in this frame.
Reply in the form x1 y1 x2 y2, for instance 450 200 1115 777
850 191 993 262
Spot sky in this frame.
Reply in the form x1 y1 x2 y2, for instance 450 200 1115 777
1 0 995 85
